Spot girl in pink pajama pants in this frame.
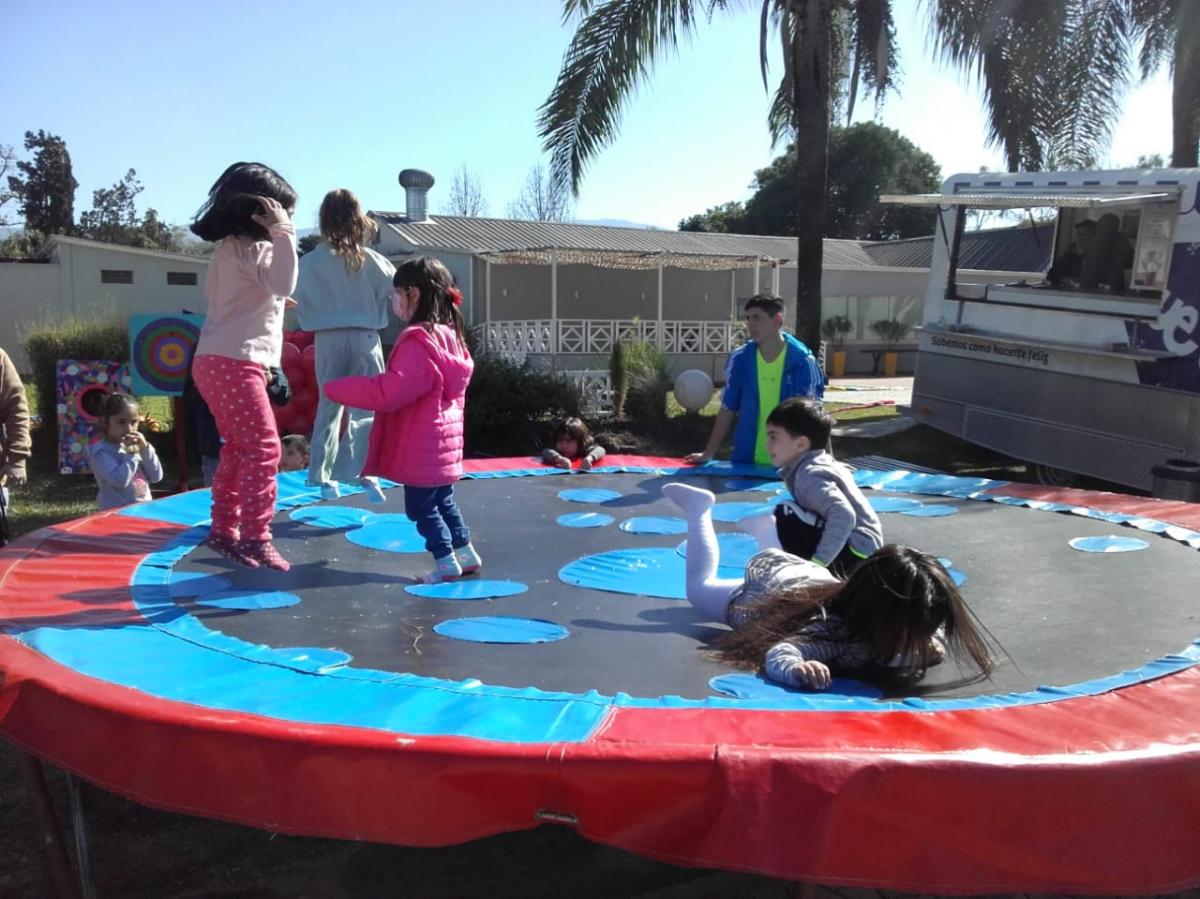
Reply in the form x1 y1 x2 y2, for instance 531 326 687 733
189 162 299 572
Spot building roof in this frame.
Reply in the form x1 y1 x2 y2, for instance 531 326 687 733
373 212 877 270
49 235 213 265
861 222 1053 272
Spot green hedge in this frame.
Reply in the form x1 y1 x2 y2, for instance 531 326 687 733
465 356 581 456
22 316 130 451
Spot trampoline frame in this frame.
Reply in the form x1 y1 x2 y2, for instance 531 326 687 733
2 456 1200 894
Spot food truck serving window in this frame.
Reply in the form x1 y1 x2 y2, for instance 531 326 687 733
881 189 1181 298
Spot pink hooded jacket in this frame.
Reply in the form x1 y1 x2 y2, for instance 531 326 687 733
324 323 473 488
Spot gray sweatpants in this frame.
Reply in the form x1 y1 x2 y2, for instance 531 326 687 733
308 328 386 486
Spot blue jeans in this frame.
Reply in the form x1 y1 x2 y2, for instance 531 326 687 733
404 484 470 560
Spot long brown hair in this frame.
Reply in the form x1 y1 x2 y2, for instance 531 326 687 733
319 188 377 272
714 544 995 684
394 256 466 348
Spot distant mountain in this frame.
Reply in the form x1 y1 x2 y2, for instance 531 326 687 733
574 218 660 230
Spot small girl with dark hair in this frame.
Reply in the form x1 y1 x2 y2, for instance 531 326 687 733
293 189 396 501
325 256 481 583
190 162 299 570
87 393 163 510
542 417 606 470
663 482 994 690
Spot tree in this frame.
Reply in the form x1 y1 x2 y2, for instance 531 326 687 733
506 163 572 222
538 2 897 350
679 201 747 233
77 169 182 251
680 124 939 240
441 163 489 217
1129 0 1200 167
7 130 77 235
0 144 18 227
298 233 323 255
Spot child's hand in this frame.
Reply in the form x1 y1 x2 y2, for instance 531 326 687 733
283 296 297 309
123 432 148 453
580 456 593 471
252 196 291 229
683 451 711 466
555 455 571 470
791 660 832 690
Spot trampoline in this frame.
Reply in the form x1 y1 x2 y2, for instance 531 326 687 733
2 455 1199 894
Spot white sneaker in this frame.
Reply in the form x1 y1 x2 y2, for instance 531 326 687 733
423 554 464 584
360 476 387 505
318 482 340 500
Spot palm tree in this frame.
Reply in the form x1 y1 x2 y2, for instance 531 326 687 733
538 0 897 351
1129 0 1200 167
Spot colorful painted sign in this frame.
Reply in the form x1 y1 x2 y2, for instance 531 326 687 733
128 314 204 396
56 360 132 474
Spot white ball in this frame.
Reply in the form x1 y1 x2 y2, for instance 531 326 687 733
673 369 714 412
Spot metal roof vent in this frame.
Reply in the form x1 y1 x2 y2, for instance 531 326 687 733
398 169 435 222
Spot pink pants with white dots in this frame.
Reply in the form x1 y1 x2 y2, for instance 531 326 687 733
192 354 281 542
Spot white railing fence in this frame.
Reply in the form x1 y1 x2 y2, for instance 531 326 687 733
475 319 746 364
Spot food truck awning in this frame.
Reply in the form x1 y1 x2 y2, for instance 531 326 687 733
879 190 1177 209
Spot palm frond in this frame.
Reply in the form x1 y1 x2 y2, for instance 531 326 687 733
846 0 897 121
1129 0 1175 78
538 0 705 193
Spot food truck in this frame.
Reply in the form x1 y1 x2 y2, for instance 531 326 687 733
882 168 1200 491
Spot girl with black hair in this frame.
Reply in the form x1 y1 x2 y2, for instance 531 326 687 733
542 417 606 470
325 257 481 584
87 394 163 510
190 162 299 571
663 482 994 690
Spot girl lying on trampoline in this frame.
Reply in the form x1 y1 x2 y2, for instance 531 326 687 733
663 482 994 690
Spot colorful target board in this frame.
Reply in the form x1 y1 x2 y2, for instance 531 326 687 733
128 314 205 396
56 360 133 474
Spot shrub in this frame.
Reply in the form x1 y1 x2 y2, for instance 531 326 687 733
22 315 130 451
821 315 853 351
870 318 910 348
465 356 581 455
621 337 672 424
609 340 629 418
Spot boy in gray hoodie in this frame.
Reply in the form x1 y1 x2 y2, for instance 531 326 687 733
753 397 883 577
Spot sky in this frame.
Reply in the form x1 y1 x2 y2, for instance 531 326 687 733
1 0 1176 235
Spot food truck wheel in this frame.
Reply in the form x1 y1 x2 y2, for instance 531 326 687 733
1035 463 1078 488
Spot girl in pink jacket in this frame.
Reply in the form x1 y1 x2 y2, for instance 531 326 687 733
324 257 479 583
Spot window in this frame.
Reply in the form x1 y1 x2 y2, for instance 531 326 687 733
100 269 133 284
167 271 198 286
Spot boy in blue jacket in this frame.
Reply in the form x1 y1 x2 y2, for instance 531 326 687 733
685 295 823 467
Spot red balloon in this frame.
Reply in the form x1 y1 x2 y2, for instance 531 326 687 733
281 342 301 366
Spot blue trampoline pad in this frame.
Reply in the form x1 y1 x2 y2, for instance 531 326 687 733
264 646 352 673
559 547 687 600
194 590 301 611
433 616 569 644
557 487 622 504
405 580 529 600
556 512 615 529
168 572 232 599
869 496 924 513
722 478 782 492
1069 535 1150 553
619 516 687 535
902 504 959 518
711 501 778 522
344 518 425 553
676 532 758 571
709 672 882 703
289 506 375 529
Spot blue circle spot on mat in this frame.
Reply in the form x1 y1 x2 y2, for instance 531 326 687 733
1069 535 1150 553
558 487 622 504
711 501 778 522
265 647 352 673
556 512 615 529
746 482 789 495
902 504 958 518
345 518 425 554
722 478 774 491
290 506 374 529
195 590 300 611
619 516 687 535
710 673 882 701
676 532 758 571
433 616 569 644
168 572 232 598
869 496 924 513
559 548 687 599
405 580 529 600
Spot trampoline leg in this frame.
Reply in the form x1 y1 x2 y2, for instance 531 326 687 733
66 774 97 899
16 751 82 899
